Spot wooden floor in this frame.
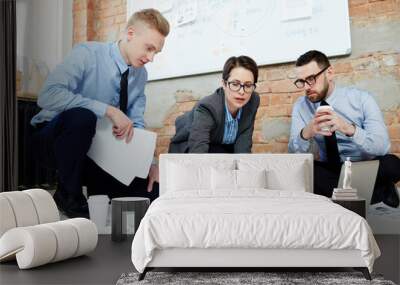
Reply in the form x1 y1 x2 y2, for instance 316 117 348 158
0 235 398 285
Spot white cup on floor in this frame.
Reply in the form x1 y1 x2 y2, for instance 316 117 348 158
88 195 110 234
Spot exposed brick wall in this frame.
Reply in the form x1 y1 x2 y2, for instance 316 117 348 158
73 0 400 158
73 0 127 43
73 0 92 43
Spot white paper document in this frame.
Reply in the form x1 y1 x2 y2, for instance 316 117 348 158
87 118 157 186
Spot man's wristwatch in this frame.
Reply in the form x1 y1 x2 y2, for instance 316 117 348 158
300 128 308 140
345 123 356 137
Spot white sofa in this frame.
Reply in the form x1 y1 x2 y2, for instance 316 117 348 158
0 189 98 269
131 154 379 281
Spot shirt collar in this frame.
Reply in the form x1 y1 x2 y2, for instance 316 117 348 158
111 41 130 74
224 101 242 121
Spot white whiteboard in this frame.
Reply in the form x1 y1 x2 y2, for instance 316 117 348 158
127 0 351 81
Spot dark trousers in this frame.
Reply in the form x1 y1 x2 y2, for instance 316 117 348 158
31 107 159 204
314 154 400 204
84 158 158 201
208 143 234 153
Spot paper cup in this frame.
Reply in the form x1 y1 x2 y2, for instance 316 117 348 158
316 105 333 132
316 105 333 113
88 195 110 233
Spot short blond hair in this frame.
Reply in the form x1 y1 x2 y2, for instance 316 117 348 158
127 9 170 37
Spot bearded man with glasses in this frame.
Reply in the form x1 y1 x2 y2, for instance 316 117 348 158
288 50 400 208
169 56 259 153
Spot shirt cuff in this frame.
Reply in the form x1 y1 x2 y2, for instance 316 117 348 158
152 157 158 165
90 100 108 117
298 132 311 148
290 134 311 153
133 122 145 129
350 125 366 147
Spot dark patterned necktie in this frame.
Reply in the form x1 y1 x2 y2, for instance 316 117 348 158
119 69 129 114
320 100 341 165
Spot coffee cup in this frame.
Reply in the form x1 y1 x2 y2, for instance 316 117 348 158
316 105 333 132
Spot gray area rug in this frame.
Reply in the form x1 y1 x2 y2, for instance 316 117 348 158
116 271 396 285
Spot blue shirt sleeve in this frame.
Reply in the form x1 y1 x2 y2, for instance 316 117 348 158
288 98 311 153
349 91 390 156
37 44 108 118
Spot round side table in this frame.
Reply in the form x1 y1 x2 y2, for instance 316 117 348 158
111 197 150 242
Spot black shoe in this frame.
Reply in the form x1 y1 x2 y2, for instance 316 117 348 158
383 183 399 208
53 190 89 218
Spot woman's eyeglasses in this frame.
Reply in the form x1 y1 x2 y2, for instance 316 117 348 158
225 81 256 93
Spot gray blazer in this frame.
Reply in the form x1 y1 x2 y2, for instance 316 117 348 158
169 87 260 153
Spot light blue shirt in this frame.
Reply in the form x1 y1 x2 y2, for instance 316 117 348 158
31 42 147 128
288 85 390 162
222 102 242 144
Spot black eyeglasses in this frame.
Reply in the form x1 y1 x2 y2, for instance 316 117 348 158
293 65 330 89
225 81 256 94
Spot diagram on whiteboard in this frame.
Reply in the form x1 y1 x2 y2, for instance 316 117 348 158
206 0 275 37
127 0 351 81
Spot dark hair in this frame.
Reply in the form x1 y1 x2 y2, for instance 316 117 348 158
222 56 258 83
295 50 330 68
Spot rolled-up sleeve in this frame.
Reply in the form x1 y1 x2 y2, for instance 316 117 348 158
37 44 108 118
349 93 390 156
288 100 311 153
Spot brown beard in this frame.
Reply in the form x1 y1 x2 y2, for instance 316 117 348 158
306 78 329 103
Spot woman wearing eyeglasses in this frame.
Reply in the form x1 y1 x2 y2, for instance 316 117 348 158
169 55 260 153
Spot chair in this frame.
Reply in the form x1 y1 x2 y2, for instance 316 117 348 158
337 160 379 205
0 189 98 269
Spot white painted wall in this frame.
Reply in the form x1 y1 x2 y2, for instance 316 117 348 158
16 0 73 94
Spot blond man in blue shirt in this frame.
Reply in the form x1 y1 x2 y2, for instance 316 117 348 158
31 9 169 217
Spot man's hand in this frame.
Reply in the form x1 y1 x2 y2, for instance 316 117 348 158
301 117 321 140
302 108 355 139
147 164 159 192
314 108 355 137
106 106 134 143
